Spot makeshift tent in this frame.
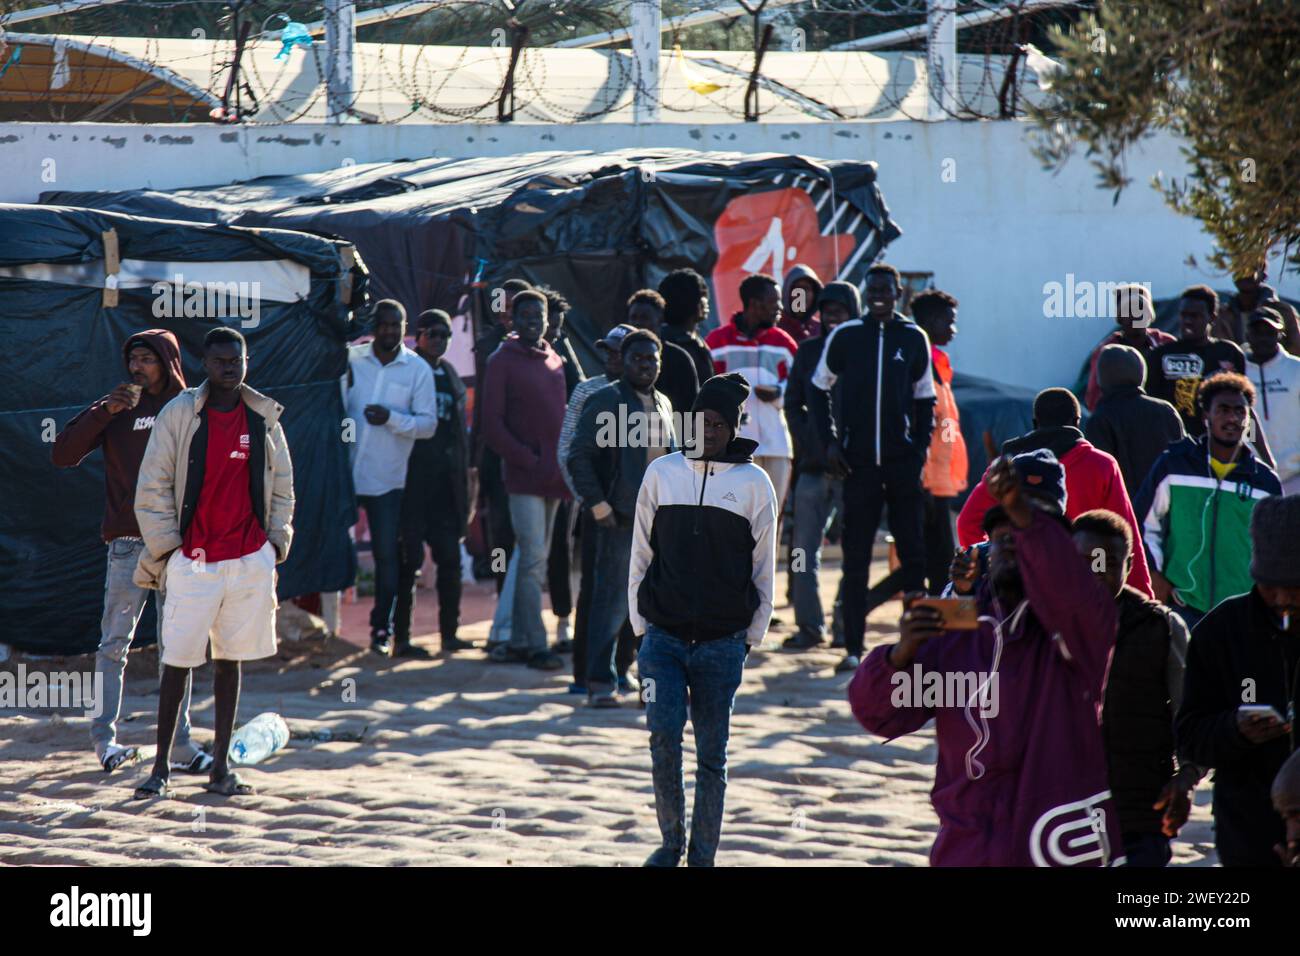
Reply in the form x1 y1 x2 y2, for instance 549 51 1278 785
45 148 902 379
0 203 364 655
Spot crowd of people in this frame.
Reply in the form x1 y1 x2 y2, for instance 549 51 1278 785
52 260 1299 868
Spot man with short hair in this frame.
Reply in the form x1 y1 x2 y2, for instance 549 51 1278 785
782 282 855 650
625 289 698 416
850 452 1124 866
708 273 799 537
1244 306 1300 491
394 309 474 656
958 386 1153 598
1134 372 1281 629
630 372 777 867
657 268 714 390
569 329 676 707
53 329 211 776
1213 264 1300 355
1177 493 1300 867
1083 284 1176 412
812 263 936 673
480 290 570 671
780 264 823 344
1084 343 1186 498
131 327 294 799
1147 286 1246 437
345 299 438 655
1071 509 1201 867
1274 750 1300 866
558 324 636 693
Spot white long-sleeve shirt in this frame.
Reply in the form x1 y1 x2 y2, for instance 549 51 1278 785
344 343 437 497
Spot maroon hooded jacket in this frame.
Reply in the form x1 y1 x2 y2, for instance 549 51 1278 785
479 334 570 500
52 329 186 541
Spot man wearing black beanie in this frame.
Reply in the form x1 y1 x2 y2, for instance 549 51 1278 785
629 372 778 867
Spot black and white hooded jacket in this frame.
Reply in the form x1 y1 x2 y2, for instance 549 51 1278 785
628 437 777 646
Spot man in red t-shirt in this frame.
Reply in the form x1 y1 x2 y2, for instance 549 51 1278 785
132 327 295 800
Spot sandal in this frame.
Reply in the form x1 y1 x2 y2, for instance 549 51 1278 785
132 773 169 800
171 747 214 775
204 771 255 797
100 744 140 773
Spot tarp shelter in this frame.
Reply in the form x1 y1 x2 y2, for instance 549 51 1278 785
0 203 363 655
45 148 902 379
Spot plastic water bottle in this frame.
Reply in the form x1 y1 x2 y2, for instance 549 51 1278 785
229 712 290 766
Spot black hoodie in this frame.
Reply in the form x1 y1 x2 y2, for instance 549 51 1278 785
52 330 187 541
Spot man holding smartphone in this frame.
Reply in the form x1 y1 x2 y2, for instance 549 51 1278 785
849 451 1124 866
1177 493 1300 866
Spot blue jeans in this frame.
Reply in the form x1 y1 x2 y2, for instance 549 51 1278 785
639 624 747 866
93 538 197 760
791 471 844 642
585 519 634 693
488 546 519 646
359 490 404 635
507 494 560 655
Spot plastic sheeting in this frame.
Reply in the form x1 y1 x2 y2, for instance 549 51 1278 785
45 148 901 379
0 203 362 655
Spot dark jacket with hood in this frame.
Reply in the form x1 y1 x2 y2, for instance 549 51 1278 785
789 281 858 474
1101 586 1191 837
52 329 186 541
567 378 677 521
779 264 823 343
628 436 777 646
661 324 714 392
654 337 700 417
1177 588 1300 866
1084 344 1186 498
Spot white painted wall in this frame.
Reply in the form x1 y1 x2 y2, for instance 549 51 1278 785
5 119 1293 390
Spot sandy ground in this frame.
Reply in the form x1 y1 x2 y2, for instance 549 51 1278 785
0 544 1217 866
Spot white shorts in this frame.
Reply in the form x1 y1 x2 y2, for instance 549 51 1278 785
161 541 279 668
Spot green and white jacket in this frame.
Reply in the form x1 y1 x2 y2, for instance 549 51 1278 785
1133 435 1281 614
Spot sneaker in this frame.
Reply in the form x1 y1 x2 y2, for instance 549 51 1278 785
567 682 588 695
527 651 565 671
553 616 572 652
643 845 684 867
370 630 392 656
440 636 475 653
835 654 861 674
393 642 433 660
589 692 620 709
782 631 822 651
617 673 640 695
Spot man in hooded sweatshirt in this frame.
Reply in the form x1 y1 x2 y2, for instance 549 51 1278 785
1177 493 1299 867
850 450 1125 866
958 387 1153 597
53 329 211 777
1084 343 1186 498
1244 306 1300 492
630 373 777 867
780 264 823 344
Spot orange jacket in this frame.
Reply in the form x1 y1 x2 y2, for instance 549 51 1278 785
922 347 968 498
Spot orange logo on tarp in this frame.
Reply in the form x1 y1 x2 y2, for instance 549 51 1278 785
711 188 857 321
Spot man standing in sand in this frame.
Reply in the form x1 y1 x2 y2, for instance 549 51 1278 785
630 373 777 867
53 329 212 777
131 327 294 800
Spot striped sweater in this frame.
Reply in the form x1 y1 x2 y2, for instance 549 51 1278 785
705 315 798 458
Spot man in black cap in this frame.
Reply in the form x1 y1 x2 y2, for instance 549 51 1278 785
394 309 474 656
1177 493 1300 867
629 372 778 867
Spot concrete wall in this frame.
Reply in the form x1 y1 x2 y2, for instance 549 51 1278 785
4 119 1293 390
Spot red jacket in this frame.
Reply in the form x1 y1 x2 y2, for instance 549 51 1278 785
957 427 1153 598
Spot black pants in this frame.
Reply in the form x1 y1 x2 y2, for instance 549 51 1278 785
862 493 956 615
358 490 403 636
841 458 926 658
573 509 635 685
547 500 573 619
395 477 463 643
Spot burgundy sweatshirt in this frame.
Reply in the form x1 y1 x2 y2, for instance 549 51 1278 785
479 335 570 500
52 329 186 541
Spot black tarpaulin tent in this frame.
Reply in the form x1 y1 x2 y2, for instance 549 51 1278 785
0 203 363 655
44 148 902 378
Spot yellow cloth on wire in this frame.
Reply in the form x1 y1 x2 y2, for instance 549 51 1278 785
674 45 722 95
